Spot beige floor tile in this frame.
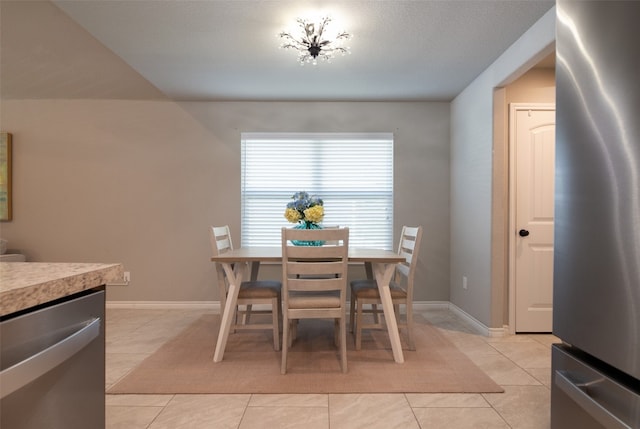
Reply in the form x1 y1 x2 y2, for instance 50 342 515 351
413 407 510 429
527 334 560 348
438 328 491 342
483 385 551 429
148 394 250 429
106 405 163 429
468 353 542 386
329 394 419 429
485 334 538 343
442 332 502 356
239 406 329 429
525 367 552 388
105 329 173 354
106 309 167 327
106 394 174 407
489 341 552 369
141 310 206 332
106 309 205 339
105 352 149 387
107 322 147 339
405 393 490 408
249 393 328 407
430 320 479 335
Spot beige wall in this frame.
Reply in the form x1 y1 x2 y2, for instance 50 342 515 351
0 100 450 304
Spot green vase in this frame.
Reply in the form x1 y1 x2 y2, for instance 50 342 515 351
292 221 324 246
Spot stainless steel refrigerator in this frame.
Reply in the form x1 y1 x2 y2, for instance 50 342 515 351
551 1 640 428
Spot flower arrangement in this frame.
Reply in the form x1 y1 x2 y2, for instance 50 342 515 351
284 191 324 226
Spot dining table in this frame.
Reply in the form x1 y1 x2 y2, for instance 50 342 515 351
211 247 407 364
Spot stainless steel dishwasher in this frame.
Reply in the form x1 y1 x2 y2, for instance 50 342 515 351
0 288 105 429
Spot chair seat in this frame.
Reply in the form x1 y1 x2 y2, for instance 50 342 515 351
239 281 281 299
350 280 407 299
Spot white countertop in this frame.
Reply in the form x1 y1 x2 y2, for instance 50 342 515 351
0 262 123 316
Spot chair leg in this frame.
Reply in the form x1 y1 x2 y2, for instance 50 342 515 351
406 301 415 351
244 304 252 324
372 304 379 324
232 305 239 333
281 318 289 374
349 292 356 333
271 297 280 351
277 294 283 333
356 299 364 350
340 317 348 373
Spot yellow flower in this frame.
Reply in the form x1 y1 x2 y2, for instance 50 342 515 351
304 205 324 223
284 207 302 223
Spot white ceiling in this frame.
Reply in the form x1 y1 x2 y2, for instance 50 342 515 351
1 0 555 102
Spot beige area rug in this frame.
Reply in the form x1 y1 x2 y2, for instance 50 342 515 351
108 314 503 394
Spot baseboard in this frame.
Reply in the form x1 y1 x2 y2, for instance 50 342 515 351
413 301 450 312
106 301 220 311
105 299 507 337
447 303 508 337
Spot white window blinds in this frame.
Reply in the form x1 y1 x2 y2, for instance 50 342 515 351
241 132 394 249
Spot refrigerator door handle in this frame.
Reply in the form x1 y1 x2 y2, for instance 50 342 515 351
0 317 101 399
555 370 631 429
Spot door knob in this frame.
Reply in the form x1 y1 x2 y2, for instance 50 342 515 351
519 229 530 237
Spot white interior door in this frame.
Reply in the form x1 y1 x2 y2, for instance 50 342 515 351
512 105 556 332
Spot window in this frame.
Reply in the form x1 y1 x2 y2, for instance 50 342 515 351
241 132 393 249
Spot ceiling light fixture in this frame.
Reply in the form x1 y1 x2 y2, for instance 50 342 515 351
278 16 352 65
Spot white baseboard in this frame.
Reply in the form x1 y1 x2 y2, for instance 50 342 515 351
106 301 220 311
413 301 451 312
447 303 508 337
105 299 508 337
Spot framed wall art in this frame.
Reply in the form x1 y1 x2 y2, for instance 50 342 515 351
0 132 12 221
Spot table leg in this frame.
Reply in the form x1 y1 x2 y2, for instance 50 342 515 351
372 262 405 363
364 261 374 280
213 262 245 362
250 261 261 282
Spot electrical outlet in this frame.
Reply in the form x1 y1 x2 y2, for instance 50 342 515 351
124 271 131 283
463 276 468 290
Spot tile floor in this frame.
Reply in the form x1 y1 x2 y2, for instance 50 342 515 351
105 308 557 429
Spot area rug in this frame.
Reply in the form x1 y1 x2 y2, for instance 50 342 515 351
108 314 503 394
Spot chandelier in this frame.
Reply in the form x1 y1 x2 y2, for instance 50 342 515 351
278 16 352 65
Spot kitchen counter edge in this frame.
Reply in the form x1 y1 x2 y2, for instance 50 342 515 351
0 262 123 317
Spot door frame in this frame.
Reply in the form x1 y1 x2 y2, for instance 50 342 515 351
508 103 556 334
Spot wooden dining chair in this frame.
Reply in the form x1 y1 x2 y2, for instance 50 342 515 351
281 227 350 374
209 225 282 351
349 225 423 350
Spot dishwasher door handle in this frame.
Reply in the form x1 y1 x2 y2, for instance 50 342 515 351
0 317 101 399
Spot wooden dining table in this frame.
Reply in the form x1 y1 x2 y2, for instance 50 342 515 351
211 247 407 363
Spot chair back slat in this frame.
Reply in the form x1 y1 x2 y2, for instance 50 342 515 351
287 277 345 292
287 260 345 277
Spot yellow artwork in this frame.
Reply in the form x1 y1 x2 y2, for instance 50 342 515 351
0 132 12 221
